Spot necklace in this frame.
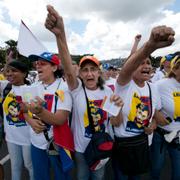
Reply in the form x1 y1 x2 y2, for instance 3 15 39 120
42 80 56 90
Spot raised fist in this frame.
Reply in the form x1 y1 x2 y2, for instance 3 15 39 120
147 25 175 51
135 34 142 42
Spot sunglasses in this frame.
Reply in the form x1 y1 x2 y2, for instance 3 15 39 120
35 61 50 66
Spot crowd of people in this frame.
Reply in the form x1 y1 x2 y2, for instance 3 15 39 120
0 4 179 180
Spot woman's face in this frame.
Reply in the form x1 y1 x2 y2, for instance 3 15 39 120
163 61 171 73
79 62 100 90
6 66 26 86
133 58 152 85
173 62 180 82
35 60 57 83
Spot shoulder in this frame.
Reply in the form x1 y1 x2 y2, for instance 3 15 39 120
0 81 11 94
116 79 133 89
103 85 113 93
58 78 69 91
154 78 170 88
115 80 133 95
70 78 83 94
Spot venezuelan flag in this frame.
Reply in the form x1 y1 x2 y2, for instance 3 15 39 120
58 146 74 172
53 121 74 172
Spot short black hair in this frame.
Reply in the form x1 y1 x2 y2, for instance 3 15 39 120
7 60 29 73
54 68 64 78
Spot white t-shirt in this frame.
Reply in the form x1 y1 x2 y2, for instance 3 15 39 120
155 78 180 131
71 79 113 153
30 78 72 150
0 80 9 98
0 81 31 146
151 70 166 83
105 77 116 92
114 80 161 138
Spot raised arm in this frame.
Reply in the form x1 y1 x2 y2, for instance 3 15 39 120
117 26 175 86
22 97 70 126
129 34 142 56
45 5 78 90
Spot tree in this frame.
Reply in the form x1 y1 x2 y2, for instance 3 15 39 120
0 39 31 69
0 47 6 67
5 40 18 60
151 56 161 68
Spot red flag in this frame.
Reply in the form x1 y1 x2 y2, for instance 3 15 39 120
53 121 74 152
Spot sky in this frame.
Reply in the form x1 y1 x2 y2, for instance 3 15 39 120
0 0 180 60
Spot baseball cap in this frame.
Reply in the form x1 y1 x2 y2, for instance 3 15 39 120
165 54 174 61
101 63 110 71
170 55 180 69
29 52 60 66
79 56 100 67
160 54 174 66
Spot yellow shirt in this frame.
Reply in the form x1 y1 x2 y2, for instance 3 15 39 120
0 74 5 80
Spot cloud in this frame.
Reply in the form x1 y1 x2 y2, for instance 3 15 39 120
52 0 178 59
54 0 174 21
1 0 47 25
151 10 180 56
61 0 179 59
0 0 179 60
0 21 18 45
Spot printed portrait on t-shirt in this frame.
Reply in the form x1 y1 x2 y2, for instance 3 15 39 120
3 93 26 127
84 99 108 138
172 91 180 122
165 91 180 123
126 92 151 133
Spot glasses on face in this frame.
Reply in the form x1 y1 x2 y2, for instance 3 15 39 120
81 67 99 74
35 61 49 66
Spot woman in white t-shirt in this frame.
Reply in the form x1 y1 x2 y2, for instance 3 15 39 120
22 52 73 180
151 54 173 83
0 60 34 180
151 55 180 180
113 26 175 179
44 5 124 180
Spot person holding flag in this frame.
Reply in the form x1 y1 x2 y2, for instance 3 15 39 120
22 52 74 180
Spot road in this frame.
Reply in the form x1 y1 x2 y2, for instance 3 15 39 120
0 141 171 180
